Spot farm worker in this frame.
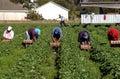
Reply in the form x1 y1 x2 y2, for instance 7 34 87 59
26 28 41 42
78 30 90 45
108 27 119 41
2 26 14 42
58 14 66 27
50 27 63 47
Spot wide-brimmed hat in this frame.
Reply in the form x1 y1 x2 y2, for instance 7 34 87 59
7 26 12 31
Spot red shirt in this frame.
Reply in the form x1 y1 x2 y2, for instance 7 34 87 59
108 28 119 41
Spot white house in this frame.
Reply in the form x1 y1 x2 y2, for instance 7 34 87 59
0 0 28 20
36 1 70 20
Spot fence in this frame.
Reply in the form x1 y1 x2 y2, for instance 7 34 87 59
81 14 120 24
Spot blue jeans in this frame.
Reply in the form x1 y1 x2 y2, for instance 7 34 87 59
26 31 30 40
60 21 66 26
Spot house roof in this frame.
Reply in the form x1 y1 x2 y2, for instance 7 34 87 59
0 0 27 10
38 1 70 11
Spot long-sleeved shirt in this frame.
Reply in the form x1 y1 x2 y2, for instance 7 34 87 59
28 28 36 40
52 27 63 40
59 15 65 21
108 27 119 41
3 30 14 39
52 27 62 36
78 31 90 44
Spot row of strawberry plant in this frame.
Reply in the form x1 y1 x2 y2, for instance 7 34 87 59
0 24 30 76
1 23 120 79
0 24 57 78
88 25 120 79
57 26 101 79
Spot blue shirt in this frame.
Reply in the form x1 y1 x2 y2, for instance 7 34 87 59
52 27 63 37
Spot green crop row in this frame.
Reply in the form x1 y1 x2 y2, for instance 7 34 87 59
57 27 101 79
0 23 120 79
87 25 120 79
0 24 57 79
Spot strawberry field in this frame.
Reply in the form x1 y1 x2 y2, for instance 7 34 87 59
0 23 120 79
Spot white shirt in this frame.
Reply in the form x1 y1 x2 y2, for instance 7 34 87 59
59 16 65 21
3 30 14 39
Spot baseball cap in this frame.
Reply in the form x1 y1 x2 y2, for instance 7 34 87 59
83 32 88 39
7 26 12 31
54 28 59 34
35 28 41 35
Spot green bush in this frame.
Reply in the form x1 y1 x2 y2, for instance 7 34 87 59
69 11 80 20
26 11 44 20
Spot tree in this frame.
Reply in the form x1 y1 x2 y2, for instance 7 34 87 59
74 0 80 5
23 1 35 10
9 0 20 3
9 0 32 4
37 0 49 6
26 10 43 20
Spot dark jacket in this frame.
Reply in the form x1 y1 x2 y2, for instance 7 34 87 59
78 31 90 44
28 28 38 40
